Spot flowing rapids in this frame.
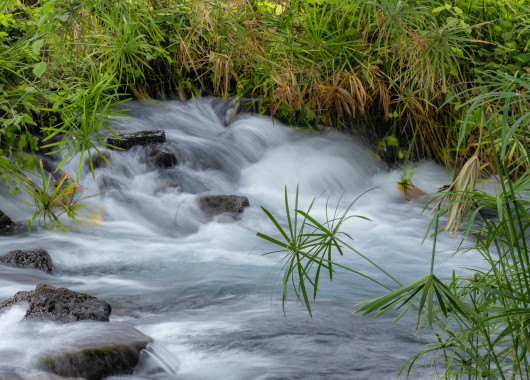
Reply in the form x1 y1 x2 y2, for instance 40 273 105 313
0 98 478 379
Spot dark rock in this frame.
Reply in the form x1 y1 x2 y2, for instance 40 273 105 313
0 249 54 273
234 97 260 115
26 284 112 322
38 134 64 155
0 211 24 235
199 195 250 215
141 145 177 169
1 284 112 323
39 325 151 380
0 210 14 230
107 130 166 150
0 223 27 236
84 151 111 170
212 98 261 126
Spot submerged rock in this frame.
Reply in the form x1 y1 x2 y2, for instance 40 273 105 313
141 145 177 169
107 130 166 150
154 181 180 194
38 324 152 380
0 284 111 323
0 249 54 273
84 151 111 170
97 174 124 192
199 195 250 215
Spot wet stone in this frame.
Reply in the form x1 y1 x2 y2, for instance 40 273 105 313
199 195 250 215
0 249 54 273
107 130 166 150
141 145 177 169
0 284 112 323
0 210 14 233
41 343 148 380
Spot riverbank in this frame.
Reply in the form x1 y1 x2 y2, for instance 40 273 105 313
1 0 529 172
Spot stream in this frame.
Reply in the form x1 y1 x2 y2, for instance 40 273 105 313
0 98 479 379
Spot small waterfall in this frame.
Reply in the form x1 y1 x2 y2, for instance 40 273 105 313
134 343 180 376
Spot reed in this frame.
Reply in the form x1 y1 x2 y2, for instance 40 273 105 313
1 0 529 224
259 68 530 378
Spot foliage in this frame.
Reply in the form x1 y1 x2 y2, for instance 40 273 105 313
1 0 529 199
258 72 530 378
257 186 400 317
0 158 99 231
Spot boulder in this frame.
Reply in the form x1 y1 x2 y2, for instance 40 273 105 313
0 249 54 273
0 210 14 230
39 325 152 380
107 130 166 150
141 145 177 169
0 284 112 323
199 195 250 215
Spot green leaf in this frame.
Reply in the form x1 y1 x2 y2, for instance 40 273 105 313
31 39 45 55
432 6 446 13
33 62 47 78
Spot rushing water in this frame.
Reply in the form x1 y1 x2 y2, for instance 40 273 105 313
0 98 480 379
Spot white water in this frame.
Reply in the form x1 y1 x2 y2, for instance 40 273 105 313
0 98 480 379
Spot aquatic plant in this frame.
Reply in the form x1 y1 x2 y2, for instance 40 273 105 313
259 72 530 378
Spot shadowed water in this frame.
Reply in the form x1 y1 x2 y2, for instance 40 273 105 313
0 98 479 379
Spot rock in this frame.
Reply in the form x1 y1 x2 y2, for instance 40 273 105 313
0 211 25 235
0 210 14 230
199 195 250 215
84 151 111 170
234 97 260 114
107 130 166 150
38 134 65 156
0 249 54 273
26 284 112 322
141 145 177 169
39 325 151 380
212 98 261 126
0 290 33 310
0 284 112 323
